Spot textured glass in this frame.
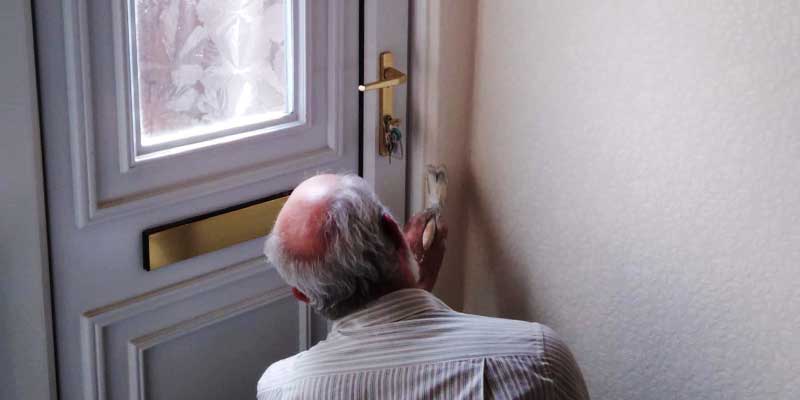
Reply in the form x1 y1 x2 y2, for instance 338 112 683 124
133 0 289 145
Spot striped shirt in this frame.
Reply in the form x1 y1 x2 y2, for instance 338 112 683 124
257 289 589 399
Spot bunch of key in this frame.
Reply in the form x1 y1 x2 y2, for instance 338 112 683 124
382 115 403 162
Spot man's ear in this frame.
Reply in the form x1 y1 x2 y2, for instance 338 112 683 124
380 212 407 251
291 287 310 303
381 212 419 286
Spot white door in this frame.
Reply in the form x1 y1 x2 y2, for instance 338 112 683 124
35 0 408 398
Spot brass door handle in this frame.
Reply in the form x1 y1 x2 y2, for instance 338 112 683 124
359 52 407 158
358 66 407 91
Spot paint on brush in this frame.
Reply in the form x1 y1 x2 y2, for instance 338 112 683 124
422 165 448 250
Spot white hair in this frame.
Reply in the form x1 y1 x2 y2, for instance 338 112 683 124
264 175 418 320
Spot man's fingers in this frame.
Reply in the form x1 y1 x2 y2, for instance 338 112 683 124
404 209 439 248
404 210 432 234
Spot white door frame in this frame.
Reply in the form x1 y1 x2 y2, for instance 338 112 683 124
2 0 442 398
407 0 442 215
0 1 58 399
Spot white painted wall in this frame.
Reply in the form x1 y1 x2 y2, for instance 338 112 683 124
0 1 57 399
460 1 800 399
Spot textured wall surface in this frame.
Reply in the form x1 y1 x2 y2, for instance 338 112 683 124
462 1 800 399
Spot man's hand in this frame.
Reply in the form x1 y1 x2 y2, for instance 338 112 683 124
404 209 448 292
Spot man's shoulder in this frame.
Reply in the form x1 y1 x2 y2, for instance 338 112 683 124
257 353 300 393
452 311 549 337
469 315 562 341
448 312 576 355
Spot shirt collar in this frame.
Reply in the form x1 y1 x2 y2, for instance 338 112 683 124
331 289 451 332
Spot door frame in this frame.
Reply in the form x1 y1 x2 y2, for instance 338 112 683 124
0 1 58 399
4 0 442 398
407 0 442 215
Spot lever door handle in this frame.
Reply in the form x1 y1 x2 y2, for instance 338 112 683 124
360 52 406 158
358 67 407 91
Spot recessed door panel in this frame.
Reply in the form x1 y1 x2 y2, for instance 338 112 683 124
141 296 299 400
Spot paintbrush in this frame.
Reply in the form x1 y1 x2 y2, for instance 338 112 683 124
422 164 448 251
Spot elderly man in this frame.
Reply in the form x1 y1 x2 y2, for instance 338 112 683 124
258 174 589 399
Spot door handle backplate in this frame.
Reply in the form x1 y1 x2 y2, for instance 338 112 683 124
359 52 407 157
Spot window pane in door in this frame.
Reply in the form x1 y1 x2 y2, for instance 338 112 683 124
133 0 290 147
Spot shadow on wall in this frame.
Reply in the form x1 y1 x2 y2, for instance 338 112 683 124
461 166 545 322
431 196 467 310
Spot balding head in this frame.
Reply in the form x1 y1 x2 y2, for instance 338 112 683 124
273 174 341 260
264 174 419 320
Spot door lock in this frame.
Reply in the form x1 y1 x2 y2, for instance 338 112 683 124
359 52 407 158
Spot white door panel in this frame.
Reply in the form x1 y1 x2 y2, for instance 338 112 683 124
35 0 409 399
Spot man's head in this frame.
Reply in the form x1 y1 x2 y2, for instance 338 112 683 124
264 174 419 319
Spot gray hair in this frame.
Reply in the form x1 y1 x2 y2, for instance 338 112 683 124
264 175 412 320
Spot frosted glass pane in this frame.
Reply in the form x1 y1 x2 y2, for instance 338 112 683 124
133 0 289 145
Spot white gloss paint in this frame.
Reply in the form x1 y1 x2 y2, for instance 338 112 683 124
458 1 800 399
361 0 409 221
35 1 362 398
0 1 57 399
25 0 410 398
